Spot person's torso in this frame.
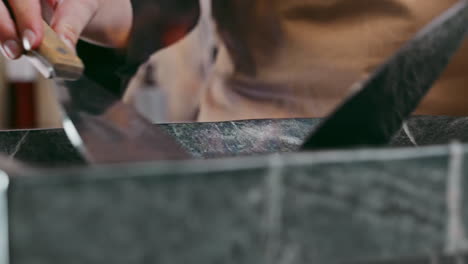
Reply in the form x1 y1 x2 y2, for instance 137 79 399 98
199 0 468 121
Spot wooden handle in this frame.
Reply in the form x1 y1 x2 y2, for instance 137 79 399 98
36 21 84 80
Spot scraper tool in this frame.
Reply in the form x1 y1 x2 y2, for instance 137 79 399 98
302 0 468 151
24 22 190 163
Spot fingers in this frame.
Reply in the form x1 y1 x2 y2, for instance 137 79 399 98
7 0 44 51
0 2 21 59
50 0 99 49
0 0 129 58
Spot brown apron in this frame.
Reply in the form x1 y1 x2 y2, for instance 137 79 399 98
125 0 468 122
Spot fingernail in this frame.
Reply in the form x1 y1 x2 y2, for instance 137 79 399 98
22 29 36 51
2 40 21 59
59 35 75 51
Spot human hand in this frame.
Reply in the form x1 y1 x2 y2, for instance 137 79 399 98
0 0 132 59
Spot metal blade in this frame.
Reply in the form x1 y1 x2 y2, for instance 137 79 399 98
53 75 190 164
302 0 468 151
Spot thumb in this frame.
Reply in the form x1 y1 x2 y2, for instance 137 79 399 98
49 0 99 49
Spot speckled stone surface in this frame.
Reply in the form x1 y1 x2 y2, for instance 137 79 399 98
0 129 85 167
392 116 468 146
0 116 467 167
6 144 461 264
2 116 468 264
0 118 320 166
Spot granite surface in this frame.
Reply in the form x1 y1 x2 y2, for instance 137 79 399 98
0 118 319 167
0 129 85 167
0 116 468 167
6 144 464 264
2 116 468 264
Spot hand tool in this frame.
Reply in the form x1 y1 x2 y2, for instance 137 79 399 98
24 22 190 164
302 0 468 151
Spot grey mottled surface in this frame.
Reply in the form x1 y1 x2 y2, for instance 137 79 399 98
392 116 468 146
3 116 468 264
7 145 460 264
0 116 468 166
0 119 319 166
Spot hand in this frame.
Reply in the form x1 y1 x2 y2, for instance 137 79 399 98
0 0 133 59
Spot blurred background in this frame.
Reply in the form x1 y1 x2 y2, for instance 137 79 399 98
0 55 61 130
1 1 466 130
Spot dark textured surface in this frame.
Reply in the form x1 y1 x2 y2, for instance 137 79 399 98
3 116 468 264
0 129 85 167
0 116 468 167
7 144 459 264
163 119 317 158
392 116 468 146
282 152 448 263
0 118 319 166
9 166 268 264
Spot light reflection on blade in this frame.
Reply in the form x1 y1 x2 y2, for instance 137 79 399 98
53 75 190 164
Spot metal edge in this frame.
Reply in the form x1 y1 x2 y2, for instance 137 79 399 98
61 116 92 162
49 78 93 163
23 50 55 79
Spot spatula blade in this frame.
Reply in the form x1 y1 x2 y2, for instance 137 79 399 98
54 75 190 164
